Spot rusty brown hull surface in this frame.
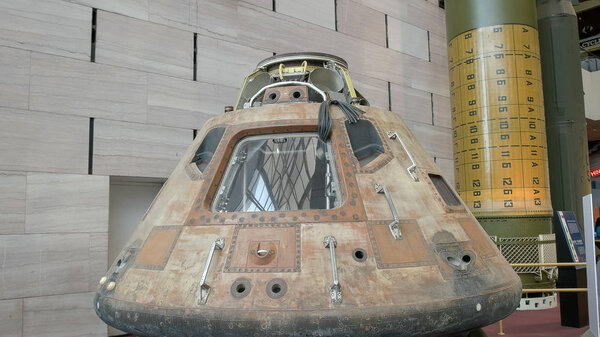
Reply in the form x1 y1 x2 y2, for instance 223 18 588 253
94 103 521 336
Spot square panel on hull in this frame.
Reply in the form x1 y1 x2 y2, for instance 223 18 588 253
134 226 182 270
224 223 301 273
367 220 435 269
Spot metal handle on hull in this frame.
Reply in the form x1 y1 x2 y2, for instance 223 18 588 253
375 183 402 240
323 235 342 304
256 249 270 258
387 131 419 181
198 238 225 305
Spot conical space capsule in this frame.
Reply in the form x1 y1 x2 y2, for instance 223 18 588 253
94 52 521 337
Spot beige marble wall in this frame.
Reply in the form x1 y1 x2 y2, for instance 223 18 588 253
429 31 449 66
351 73 389 110
0 108 89 174
0 172 26 235
336 0 386 47
0 299 22 337
25 174 109 233
276 0 336 30
0 233 107 299
433 94 452 129
387 15 430 61
147 74 238 129
352 0 446 39
23 292 106 337
0 47 30 110
0 0 91 60
30 53 148 123
93 119 192 178
390 83 433 125
67 0 149 20
0 0 450 335
195 35 272 88
147 0 199 31
96 11 194 79
405 120 452 160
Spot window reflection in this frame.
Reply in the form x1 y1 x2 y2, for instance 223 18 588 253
213 133 341 212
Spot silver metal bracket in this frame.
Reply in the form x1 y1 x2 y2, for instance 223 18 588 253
374 183 402 240
198 238 225 305
323 235 342 304
387 131 418 181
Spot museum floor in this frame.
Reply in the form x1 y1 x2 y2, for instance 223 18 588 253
482 301 589 336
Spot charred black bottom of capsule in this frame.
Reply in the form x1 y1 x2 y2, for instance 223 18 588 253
94 281 520 337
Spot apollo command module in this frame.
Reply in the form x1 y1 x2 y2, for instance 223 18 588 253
94 52 521 336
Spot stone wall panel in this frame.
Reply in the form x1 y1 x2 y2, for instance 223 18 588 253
0 109 88 174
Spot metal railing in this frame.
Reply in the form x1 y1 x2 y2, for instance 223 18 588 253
510 262 588 293
495 261 589 335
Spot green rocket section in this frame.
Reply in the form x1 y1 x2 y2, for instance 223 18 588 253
537 0 590 228
445 0 538 41
445 0 554 290
537 0 590 327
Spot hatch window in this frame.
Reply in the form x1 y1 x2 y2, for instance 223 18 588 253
213 133 341 212
192 127 226 171
345 120 384 166
429 174 462 206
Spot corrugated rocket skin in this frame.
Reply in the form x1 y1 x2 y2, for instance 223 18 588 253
94 103 521 336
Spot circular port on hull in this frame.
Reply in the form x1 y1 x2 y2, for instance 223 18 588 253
266 278 287 299
264 90 280 103
352 248 367 262
290 89 304 101
231 278 251 298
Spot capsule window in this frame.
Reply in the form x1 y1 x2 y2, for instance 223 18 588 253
212 133 341 212
192 127 226 171
429 174 461 206
345 120 384 166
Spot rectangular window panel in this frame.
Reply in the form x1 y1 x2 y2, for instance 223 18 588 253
213 133 341 212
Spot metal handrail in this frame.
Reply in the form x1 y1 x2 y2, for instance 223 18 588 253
323 235 342 304
374 183 402 240
510 262 586 267
522 288 587 293
501 262 590 335
511 262 588 293
387 131 418 181
198 238 225 304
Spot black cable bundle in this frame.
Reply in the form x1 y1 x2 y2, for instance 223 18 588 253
317 100 365 143
318 100 332 143
332 100 364 123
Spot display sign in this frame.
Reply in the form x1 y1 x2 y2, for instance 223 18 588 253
583 194 599 337
591 167 600 178
578 5 600 53
581 35 600 52
556 211 586 262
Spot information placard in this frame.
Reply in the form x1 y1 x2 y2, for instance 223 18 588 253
556 211 586 262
